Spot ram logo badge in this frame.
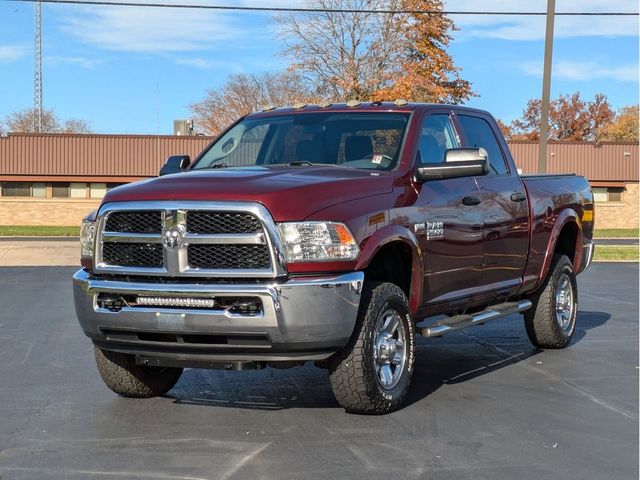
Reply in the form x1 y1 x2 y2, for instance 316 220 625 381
163 226 184 250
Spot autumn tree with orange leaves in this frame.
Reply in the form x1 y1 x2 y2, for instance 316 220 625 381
372 0 473 103
509 92 615 142
599 105 639 142
277 0 473 103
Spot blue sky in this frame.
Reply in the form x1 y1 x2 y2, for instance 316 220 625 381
0 0 638 134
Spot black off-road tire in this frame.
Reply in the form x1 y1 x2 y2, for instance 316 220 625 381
524 254 578 349
328 282 415 414
94 346 183 398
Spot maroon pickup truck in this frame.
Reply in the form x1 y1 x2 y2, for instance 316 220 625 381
73 102 594 414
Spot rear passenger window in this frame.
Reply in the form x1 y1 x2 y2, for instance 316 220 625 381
458 115 508 175
418 114 460 165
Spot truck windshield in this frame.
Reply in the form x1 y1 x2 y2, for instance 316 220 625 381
192 112 410 171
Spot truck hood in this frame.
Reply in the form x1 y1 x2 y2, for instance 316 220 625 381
102 166 394 221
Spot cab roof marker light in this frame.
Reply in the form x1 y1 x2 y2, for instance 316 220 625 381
318 100 333 108
292 102 308 109
262 105 277 112
346 99 361 107
394 99 409 106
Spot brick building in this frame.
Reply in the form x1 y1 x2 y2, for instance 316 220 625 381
0 133 637 229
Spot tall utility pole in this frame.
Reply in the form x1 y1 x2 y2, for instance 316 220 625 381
34 1 43 133
538 0 555 173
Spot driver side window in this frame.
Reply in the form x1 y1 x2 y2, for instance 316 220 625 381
419 114 460 165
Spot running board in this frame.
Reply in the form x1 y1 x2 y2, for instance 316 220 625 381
420 300 532 338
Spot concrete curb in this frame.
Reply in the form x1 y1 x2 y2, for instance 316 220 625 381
0 236 79 242
592 260 638 263
593 237 638 240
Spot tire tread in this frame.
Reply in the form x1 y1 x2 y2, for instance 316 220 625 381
94 346 182 398
328 282 414 414
524 254 577 349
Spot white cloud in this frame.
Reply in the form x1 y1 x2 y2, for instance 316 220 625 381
56 0 291 54
174 57 220 69
45 55 103 69
521 60 639 82
59 3 246 53
446 0 638 40
0 45 28 63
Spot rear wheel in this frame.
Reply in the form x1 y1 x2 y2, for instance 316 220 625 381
94 346 183 398
328 282 415 414
524 254 578 349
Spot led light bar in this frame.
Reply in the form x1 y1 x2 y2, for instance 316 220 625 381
136 296 215 308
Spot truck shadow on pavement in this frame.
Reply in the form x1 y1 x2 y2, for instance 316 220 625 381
168 310 610 412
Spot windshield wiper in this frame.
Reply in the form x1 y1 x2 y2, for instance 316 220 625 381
204 163 229 169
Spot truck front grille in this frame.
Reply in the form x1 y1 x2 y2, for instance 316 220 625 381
104 211 162 234
186 211 262 234
95 203 280 278
102 243 163 268
188 244 271 269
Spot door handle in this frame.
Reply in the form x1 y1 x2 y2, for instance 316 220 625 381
510 192 527 202
462 196 482 206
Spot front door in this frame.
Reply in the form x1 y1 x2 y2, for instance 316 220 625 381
414 112 484 305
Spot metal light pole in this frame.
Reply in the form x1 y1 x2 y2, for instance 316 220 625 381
538 0 555 173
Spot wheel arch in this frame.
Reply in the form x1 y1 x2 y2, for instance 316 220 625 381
538 210 584 289
355 225 423 314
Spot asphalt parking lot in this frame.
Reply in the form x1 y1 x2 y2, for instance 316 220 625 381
0 263 637 480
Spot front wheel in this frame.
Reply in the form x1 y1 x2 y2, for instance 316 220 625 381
524 254 578 349
328 282 415 414
94 346 183 398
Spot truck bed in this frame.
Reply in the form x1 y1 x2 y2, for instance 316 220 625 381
520 174 594 293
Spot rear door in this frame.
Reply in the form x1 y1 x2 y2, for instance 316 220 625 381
456 113 529 296
414 111 484 305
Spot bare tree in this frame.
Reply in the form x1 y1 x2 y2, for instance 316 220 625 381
3 108 60 133
276 0 473 102
190 71 315 135
2 108 92 134
61 118 92 134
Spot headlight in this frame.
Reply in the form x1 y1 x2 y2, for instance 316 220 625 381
80 217 96 260
277 222 359 262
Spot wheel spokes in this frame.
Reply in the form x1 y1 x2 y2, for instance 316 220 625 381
383 314 400 336
379 365 393 387
391 352 403 366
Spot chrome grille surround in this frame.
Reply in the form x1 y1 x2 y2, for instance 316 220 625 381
94 201 287 278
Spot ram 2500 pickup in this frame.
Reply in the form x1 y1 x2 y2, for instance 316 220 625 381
73 101 594 414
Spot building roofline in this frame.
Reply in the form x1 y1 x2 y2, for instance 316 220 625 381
1 132 214 140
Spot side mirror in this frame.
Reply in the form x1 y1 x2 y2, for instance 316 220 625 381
415 148 489 182
159 155 190 176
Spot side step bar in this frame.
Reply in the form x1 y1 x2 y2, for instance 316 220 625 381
420 300 532 338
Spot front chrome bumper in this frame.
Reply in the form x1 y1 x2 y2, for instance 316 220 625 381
73 269 364 363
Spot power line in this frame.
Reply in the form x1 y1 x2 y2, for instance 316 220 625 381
5 0 639 15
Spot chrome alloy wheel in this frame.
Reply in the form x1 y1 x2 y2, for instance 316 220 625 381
373 309 408 390
555 272 575 330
